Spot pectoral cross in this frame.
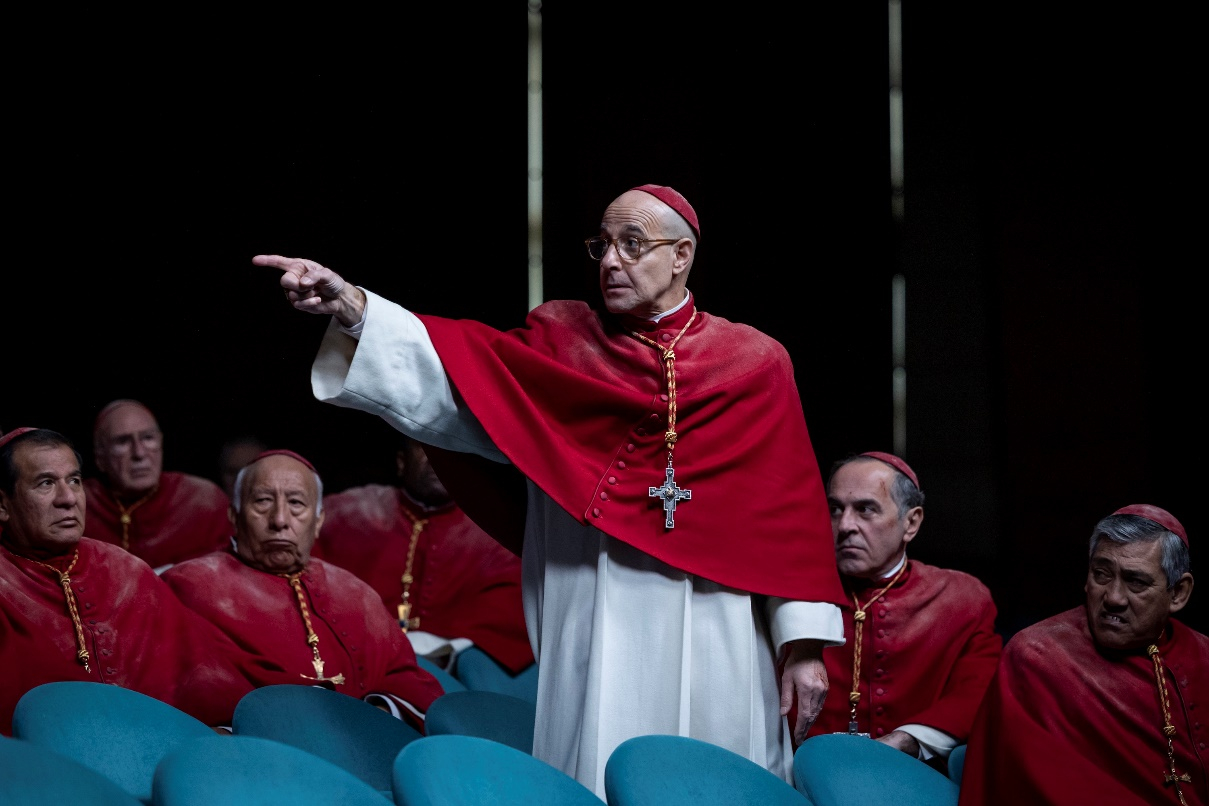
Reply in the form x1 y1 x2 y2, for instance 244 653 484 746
398 603 420 632
300 656 346 690
649 461 691 529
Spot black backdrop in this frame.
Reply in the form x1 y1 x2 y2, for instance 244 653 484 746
4 6 1202 635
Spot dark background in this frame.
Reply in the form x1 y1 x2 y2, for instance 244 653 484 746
4 6 1202 637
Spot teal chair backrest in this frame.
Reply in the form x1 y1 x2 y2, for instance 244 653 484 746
152 734 392 805
231 684 422 794
948 743 967 786
452 647 538 704
605 734 812 806
424 689 536 753
392 734 600 805
0 735 144 806
416 655 467 694
793 733 959 806
12 681 216 803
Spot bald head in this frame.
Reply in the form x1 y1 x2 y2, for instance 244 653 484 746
92 400 163 498
597 190 697 318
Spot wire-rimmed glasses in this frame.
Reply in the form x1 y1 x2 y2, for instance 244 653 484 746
584 236 681 261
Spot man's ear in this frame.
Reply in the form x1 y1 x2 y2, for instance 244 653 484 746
1169 573 1194 614
0 492 10 523
671 239 694 275
901 507 924 546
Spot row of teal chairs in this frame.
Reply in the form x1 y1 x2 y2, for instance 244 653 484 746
2 680 962 805
416 647 540 705
3 680 539 803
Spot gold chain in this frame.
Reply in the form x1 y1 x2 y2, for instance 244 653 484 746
397 506 429 632
283 572 345 686
1148 644 1191 804
847 560 909 732
629 308 698 456
26 551 91 672
113 486 158 551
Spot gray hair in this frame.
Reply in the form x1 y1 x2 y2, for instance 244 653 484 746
232 464 324 516
828 454 925 518
1089 513 1190 588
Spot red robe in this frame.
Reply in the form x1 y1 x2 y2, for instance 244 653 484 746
416 296 844 603
84 471 231 569
959 606 1209 805
161 550 444 729
0 536 253 735
313 484 534 673
805 560 1002 743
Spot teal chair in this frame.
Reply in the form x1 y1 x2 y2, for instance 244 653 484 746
392 734 599 805
12 681 217 804
793 734 959 806
424 689 536 753
0 735 144 806
416 655 467 694
452 647 538 704
152 734 391 805
232 684 422 795
604 734 812 805
948 743 966 786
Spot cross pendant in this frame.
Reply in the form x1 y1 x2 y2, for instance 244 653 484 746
1166 771 1193 785
301 658 346 688
649 463 691 528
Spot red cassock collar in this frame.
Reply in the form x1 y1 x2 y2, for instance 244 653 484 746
416 296 845 604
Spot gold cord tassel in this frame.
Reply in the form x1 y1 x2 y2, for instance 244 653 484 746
846 561 908 734
285 573 345 687
1149 645 1191 804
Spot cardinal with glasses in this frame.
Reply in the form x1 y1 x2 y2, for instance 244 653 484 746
84 399 231 573
255 183 846 798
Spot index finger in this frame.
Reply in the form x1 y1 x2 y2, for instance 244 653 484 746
252 254 302 272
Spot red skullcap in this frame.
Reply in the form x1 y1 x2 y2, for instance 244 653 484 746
859 451 920 489
631 184 700 239
254 449 317 472
0 427 39 450
1112 504 1188 547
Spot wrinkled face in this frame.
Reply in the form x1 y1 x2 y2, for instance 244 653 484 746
0 443 86 556
397 443 450 507
596 190 689 318
1085 538 1178 652
93 403 163 497
231 454 323 575
828 460 917 580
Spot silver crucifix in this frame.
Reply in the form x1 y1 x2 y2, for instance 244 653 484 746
649 461 691 528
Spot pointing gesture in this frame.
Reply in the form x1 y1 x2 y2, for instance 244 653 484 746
253 254 366 328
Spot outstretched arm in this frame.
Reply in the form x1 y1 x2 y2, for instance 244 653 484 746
253 254 367 329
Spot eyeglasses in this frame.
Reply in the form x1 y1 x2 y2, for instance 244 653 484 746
584 236 681 261
105 430 162 456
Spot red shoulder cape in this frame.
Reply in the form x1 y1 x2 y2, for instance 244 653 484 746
417 297 844 603
958 606 1209 805
83 471 231 568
